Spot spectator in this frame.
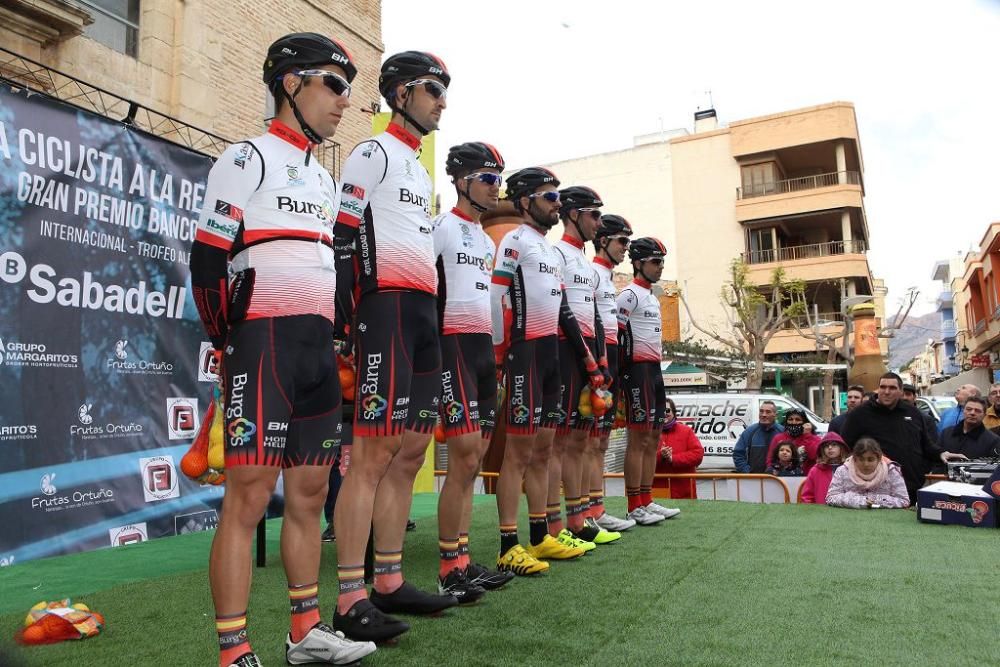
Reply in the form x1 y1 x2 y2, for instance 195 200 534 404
827 438 910 509
902 384 939 446
733 401 784 474
841 372 967 505
937 396 1000 469
984 383 1000 431
801 432 850 504
802 421 815 436
654 398 704 499
937 384 981 434
766 443 803 477
829 385 865 434
766 409 821 474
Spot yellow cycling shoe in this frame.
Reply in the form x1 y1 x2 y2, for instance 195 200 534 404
496 544 549 575
558 529 596 552
526 534 585 560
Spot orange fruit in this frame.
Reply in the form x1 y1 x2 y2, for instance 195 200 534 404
180 451 209 479
22 624 46 643
338 366 355 395
591 389 608 417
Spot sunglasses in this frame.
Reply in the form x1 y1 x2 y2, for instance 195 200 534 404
578 208 602 220
464 172 502 186
643 257 665 266
529 191 560 203
295 70 352 97
406 78 448 100
609 235 631 245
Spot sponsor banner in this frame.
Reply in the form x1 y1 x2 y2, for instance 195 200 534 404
0 83 226 562
175 509 219 534
139 455 180 502
109 522 148 547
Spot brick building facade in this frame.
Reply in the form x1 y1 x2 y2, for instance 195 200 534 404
1 0 383 159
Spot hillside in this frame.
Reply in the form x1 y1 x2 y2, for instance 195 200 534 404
887 311 940 370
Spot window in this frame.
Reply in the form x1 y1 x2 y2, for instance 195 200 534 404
748 227 775 264
79 0 140 58
741 162 779 197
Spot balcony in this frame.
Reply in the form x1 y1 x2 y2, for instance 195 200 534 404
941 318 957 340
742 239 867 266
937 289 953 307
737 171 861 200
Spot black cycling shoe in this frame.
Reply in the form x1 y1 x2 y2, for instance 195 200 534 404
321 524 335 542
370 581 458 615
438 568 486 605
332 598 410 643
572 524 602 542
405 519 416 532
465 562 515 591
227 652 263 667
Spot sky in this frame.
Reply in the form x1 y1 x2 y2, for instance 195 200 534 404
382 0 1000 316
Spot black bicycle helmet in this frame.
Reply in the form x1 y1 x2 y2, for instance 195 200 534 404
505 167 560 202
628 237 667 261
379 50 450 100
445 142 505 178
596 214 634 239
263 33 357 86
558 186 603 215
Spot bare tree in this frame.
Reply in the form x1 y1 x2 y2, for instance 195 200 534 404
793 284 920 419
679 259 806 390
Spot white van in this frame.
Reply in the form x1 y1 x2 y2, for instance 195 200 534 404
669 393 829 470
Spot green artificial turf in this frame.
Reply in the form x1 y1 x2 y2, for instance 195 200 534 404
2 496 998 666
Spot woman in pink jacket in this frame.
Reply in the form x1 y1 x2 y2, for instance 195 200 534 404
826 437 910 509
800 432 849 503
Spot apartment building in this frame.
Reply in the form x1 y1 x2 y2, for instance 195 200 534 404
670 102 883 359
931 256 966 377
957 223 1000 372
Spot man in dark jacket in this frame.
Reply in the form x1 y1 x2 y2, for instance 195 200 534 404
903 384 939 446
842 372 967 504
733 401 784 473
937 396 1000 470
829 385 865 434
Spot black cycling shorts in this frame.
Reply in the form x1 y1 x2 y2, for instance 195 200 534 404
620 360 665 432
353 291 441 437
503 335 561 435
440 333 498 440
223 314 342 468
594 343 619 436
556 337 599 436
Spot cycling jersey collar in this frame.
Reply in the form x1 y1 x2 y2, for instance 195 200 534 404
386 122 422 151
268 119 312 151
560 234 584 250
450 207 475 223
634 277 652 289
594 256 614 269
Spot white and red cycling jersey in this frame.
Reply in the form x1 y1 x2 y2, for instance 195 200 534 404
432 207 495 335
490 223 563 345
193 120 339 325
593 257 619 347
335 122 436 296
554 235 599 339
617 278 662 363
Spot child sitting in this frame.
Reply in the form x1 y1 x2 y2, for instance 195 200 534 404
766 442 803 477
826 437 910 508
800 432 849 504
